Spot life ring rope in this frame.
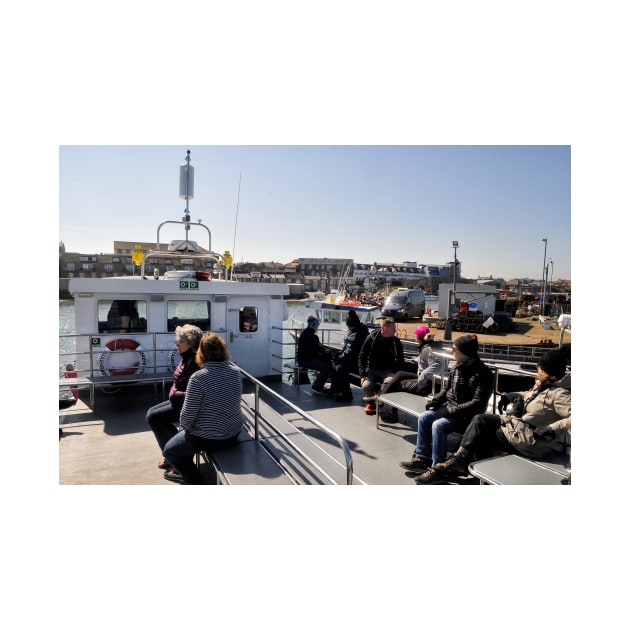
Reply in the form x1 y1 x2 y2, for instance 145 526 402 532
99 338 147 376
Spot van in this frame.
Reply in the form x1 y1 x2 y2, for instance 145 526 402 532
381 288 426 321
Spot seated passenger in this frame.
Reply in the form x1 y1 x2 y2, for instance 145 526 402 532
146 324 203 473
357 317 405 415
427 348 571 483
162 333 244 485
399 334 493 482
378 325 443 422
331 310 369 403
296 315 338 395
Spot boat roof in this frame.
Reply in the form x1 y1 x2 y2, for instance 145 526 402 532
308 301 381 313
69 275 290 297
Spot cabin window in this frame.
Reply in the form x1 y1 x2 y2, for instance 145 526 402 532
238 306 258 333
98 300 147 333
167 300 211 332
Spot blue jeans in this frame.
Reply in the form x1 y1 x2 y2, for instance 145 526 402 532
163 430 239 485
413 406 470 467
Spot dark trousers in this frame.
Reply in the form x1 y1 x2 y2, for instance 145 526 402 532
299 358 336 391
147 400 180 452
163 431 240 485
459 413 516 461
379 370 417 395
333 363 352 396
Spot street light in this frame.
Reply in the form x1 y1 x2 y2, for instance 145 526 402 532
444 240 459 341
541 238 548 317
547 259 554 313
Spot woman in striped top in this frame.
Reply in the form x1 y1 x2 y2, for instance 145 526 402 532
162 333 244 484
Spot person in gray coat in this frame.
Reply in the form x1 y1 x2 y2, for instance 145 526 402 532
419 347 571 484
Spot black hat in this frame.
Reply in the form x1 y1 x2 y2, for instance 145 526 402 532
453 334 479 358
346 310 361 328
539 349 568 379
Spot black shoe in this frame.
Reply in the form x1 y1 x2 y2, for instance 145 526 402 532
335 393 353 402
399 457 431 473
434 455 468 477
379 409 398 423
164 469 184 483
414 467 447 485
311 386 325 396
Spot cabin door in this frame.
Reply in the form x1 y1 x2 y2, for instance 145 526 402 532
227 298 270 376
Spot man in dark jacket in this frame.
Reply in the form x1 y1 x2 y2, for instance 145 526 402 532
332 310 369 402
297 315 336 395
358 317 405 414
399 334 493 483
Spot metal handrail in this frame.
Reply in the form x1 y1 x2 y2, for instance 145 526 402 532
238 367 356 485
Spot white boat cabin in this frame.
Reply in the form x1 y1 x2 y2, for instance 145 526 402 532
70 274 289 379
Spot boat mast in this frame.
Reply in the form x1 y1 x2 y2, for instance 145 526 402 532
180 149 194 245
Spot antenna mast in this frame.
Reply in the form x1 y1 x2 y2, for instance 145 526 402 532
231 172 242 280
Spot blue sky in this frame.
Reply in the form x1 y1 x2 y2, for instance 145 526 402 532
59 145 570 281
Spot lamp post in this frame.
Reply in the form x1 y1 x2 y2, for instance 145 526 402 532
541 238 548 317
547 259 554 314
444 240 459 341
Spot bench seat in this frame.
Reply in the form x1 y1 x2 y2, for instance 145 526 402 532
60 373 172 407
203 393 362 485
468 454 570 485
376 391 429 429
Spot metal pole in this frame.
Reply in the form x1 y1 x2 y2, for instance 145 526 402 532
541 238 548 316
444 240 458 342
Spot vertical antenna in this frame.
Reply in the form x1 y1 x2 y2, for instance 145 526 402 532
231 172 242 280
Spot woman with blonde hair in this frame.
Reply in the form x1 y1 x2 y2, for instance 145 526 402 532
147 324 203 472
162 333 244 484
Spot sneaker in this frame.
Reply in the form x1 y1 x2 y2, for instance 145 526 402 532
311 386 325 395
413 467 446 485
164 469 184 483
434 455 468 477
379 409 398 423
399 457 431 473
364 403 376 415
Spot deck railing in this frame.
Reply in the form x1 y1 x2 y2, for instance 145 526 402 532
238 367 356 485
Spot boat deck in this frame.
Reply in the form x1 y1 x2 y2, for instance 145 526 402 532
59 377 452 485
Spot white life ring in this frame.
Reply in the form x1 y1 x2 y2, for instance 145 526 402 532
99 338 147 376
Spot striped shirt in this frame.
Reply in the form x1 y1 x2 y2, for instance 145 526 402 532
180 361 244 440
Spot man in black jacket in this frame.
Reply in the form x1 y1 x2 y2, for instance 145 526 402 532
399 334 493 483
332 310 370 402
297 315 336 395
358 317 405 415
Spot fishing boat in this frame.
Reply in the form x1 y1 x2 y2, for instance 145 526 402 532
59 151 570 485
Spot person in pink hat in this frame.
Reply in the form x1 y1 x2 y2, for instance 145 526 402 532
378 325 443 422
